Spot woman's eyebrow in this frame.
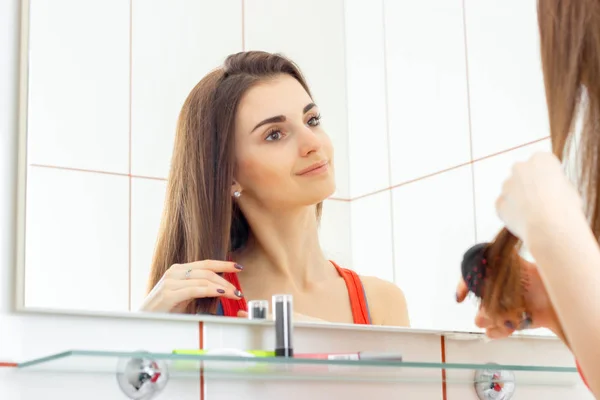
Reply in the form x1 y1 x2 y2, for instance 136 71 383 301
250 103 317 133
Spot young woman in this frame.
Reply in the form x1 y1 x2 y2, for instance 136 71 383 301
456 0 600 396
140 51 409 326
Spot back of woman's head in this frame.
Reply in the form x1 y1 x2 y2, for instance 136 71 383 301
147 51 320 314
481 0 600 322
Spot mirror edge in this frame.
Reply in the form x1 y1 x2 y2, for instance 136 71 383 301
14 0 31 313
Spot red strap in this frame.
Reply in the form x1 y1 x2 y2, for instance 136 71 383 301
330 261 370 324
219 272 247 317
576 360 589 389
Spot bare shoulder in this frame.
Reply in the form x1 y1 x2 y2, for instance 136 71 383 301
360 276 410 327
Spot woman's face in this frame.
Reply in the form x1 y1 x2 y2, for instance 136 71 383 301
233 74 335 210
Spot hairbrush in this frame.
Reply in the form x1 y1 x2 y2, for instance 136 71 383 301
461 242 532 330
461 242 490 298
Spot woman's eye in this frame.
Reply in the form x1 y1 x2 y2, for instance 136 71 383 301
265 130 283 141
307 114 322 126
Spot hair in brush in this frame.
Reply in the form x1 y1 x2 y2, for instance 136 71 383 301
465 0 600 326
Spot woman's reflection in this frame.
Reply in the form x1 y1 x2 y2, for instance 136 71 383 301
140 51 409 326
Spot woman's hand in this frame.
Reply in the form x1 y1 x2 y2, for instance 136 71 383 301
495 152 584 245
456 258 563 340
236 310 327 322
140 260 244 313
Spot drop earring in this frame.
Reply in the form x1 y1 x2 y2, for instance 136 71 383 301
233 190 241 198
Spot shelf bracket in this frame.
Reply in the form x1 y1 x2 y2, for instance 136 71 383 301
116 352 169 400
473 363 516 400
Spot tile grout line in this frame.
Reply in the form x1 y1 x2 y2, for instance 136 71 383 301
462 0 479 243
127 0 133 313
380 0 397 284
199 321 205 400
28 136 549 202
340 0 353 266
241 0 245 51
441 335 447 400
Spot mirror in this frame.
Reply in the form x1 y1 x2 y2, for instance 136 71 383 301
16 0 553 334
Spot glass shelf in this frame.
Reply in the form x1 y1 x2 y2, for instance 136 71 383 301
16 350 579 386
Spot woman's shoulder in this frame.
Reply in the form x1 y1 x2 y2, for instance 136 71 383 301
359 275 406 302
328 261 408 325
328 261 405 301
359 275 409 327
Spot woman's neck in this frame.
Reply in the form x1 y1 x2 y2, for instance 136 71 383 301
233 204 334 290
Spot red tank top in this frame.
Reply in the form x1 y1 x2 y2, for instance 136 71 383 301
576 360 589 388
219 260 371 324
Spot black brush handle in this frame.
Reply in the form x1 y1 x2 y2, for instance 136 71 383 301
461 242 489 298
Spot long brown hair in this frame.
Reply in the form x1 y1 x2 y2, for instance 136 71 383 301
147 51 323 314
482 0 600 322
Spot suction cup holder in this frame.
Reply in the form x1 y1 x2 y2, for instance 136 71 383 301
116 351 169 400
473 363 516 400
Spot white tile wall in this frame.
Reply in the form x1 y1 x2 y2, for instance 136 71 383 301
130 0 243 179
319 199 352 270
464 0 549 159
130 178 168 311
384 0 471 186
344 0 389 199
24 167 129 312
350 191 394 283
391 165 479 332
27 0 129 174
244 0 350 199
473 139 552 243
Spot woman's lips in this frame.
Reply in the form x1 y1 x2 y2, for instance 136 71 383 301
297 160 329 176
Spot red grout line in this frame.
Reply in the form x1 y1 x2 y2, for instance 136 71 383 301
241 0 245 51
352 136 551 200
128 179 132 311
30 164 131 177
472 136 550 163
127 0 133 312
441 336 447 400
129 174 166 181
0 362 17 367
462 0 479 243
28 164 168 182
328 196 351 202
381 0 397 283
28 136 550 204
199 321 205 400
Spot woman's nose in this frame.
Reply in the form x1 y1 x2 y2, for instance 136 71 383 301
297 126 321 156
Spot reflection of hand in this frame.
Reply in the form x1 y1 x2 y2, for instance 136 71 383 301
140 260 244 313
236 310 327 322
495 152 584 244
456 258 563 340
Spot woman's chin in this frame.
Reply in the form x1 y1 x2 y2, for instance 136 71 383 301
313 182 337 202
289 180 337 205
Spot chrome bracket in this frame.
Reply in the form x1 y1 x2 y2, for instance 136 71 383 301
474 363 516 400
116 352 169 400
